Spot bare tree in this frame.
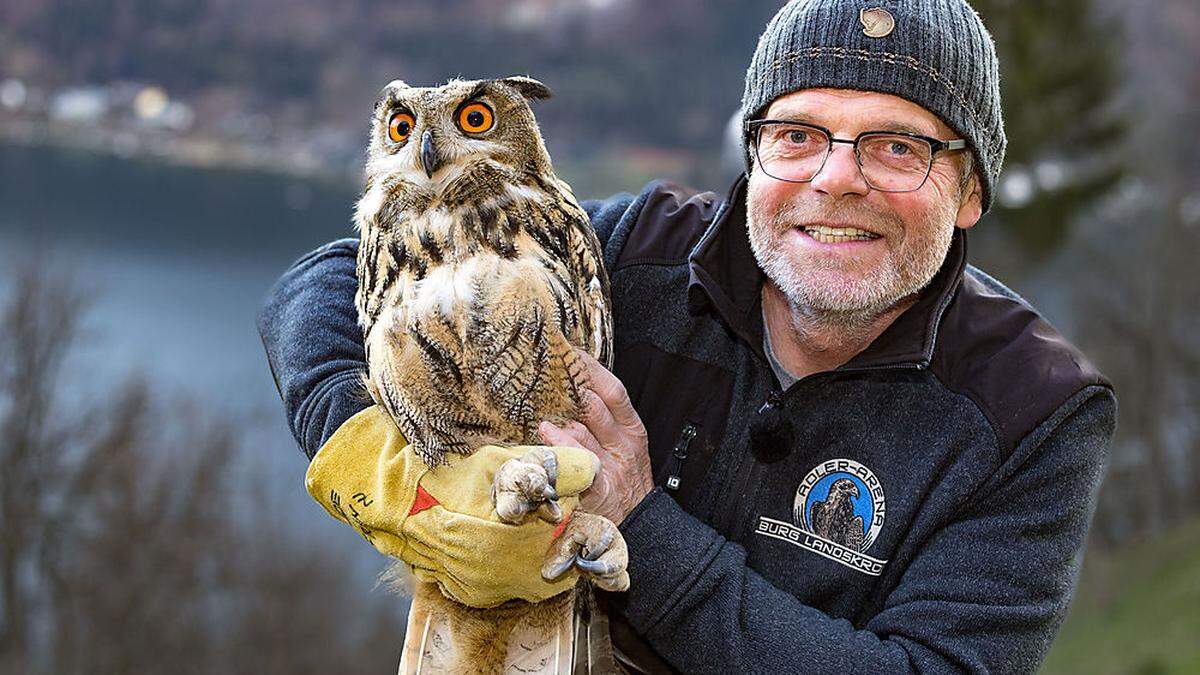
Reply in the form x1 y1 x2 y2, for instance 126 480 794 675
0 255 89 671
0 256 406 675
1062 0 1200 545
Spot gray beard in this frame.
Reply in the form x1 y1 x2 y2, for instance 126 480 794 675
746 194 955 338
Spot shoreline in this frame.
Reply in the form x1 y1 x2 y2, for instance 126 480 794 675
0 119 361 189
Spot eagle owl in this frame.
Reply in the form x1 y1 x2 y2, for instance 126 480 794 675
354 75 612 468
353 76 627 673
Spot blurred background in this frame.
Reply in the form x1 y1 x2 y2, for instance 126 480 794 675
0 1 1196 673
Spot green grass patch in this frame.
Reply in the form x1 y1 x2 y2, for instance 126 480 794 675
1041 518 1200 674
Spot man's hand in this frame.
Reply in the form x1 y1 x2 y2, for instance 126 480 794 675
538 349 655 524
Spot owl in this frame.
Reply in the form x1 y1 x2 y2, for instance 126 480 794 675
353 77 628 673
353 75 612 468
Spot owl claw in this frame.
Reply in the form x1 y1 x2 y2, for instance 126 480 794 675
574 557 618 576
543 554 577 580
541 448 559 488
492 449 563 525
541 511 629 592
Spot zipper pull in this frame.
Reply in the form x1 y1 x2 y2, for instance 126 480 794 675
749 387 793 463
758 388 782 414
665 422 698 491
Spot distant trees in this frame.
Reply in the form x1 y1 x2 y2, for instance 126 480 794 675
1058 0 1200 545
0 258 406 674
972 0 1128 261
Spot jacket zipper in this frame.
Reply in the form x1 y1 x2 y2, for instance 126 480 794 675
664 422 699 491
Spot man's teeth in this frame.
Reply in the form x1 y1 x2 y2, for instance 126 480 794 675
801 225 881 243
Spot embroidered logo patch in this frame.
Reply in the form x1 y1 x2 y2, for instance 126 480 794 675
755 458 889 576
860 7 895 38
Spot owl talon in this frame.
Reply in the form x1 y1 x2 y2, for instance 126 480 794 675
492 450 563 524
537 499 563 523
541 511 629 592
541 448 559 488
543 554 577 580
574 557 618 576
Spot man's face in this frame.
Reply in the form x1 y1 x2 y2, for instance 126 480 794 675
746 88 982 320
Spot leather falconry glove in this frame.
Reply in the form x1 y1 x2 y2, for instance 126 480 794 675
304 405 600 608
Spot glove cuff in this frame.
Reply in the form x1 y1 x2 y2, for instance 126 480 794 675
305 405 427 547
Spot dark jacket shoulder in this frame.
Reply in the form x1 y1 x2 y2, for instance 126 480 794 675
595 181 723 271
931 265 1112 453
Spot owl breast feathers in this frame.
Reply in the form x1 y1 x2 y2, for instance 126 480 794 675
353 76 613 466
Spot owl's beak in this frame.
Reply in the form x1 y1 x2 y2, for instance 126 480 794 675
421 130 441 179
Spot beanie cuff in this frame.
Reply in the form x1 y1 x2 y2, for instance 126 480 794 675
744 46 1002 210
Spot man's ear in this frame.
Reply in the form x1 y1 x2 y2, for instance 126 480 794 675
497 76 552 101
955 174 983 230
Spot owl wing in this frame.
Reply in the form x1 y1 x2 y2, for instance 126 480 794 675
562 198 613 368
519 190 613 369
355 194 414 341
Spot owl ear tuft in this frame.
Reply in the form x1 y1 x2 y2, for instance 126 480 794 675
497 76 552 102
374 79 411 110
379 79 411 97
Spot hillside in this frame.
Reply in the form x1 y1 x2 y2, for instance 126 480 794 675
1041 517 1200 674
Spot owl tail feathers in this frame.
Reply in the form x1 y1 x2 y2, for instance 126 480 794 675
571 581 621 675
397 581 621 675
399 582 575 675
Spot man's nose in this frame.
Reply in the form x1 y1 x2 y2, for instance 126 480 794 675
809 143 870 197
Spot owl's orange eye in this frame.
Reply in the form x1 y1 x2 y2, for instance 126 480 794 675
457 102 495 134
388 112 415 143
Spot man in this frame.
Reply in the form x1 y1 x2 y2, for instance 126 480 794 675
258 0 1115 672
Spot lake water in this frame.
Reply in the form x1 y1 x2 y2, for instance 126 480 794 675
0 141 407 593
0 142 360 397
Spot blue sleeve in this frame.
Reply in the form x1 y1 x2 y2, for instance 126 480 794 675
256 239 370 459
257 191 646 461
615 386 1115 674
582 192 635 251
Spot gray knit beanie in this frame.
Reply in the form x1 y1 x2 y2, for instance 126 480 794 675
741 0 1006 211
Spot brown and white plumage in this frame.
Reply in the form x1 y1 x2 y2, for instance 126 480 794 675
353 76 626 674
353 76 612 467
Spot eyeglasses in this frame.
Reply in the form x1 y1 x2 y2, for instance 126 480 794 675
744 119 967 193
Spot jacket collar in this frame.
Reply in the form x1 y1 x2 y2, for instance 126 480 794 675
686 174 968 371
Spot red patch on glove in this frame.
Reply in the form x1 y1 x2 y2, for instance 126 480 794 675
551 512 573 540
408 484 440 515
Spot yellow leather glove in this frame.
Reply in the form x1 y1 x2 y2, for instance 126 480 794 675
304 405 598 609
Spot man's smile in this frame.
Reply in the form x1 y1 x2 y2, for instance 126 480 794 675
785 222 885 249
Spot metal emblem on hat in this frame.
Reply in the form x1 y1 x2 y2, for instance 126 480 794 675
860 7 895 38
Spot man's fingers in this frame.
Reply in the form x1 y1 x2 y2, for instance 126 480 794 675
540 420 603 457
537 421 586 450
576 349 643 430
562 420 605 456
580 389 624 450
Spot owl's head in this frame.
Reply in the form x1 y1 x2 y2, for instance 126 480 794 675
363 76 554 186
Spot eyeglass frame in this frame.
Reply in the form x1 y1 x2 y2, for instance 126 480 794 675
744 118 968 193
